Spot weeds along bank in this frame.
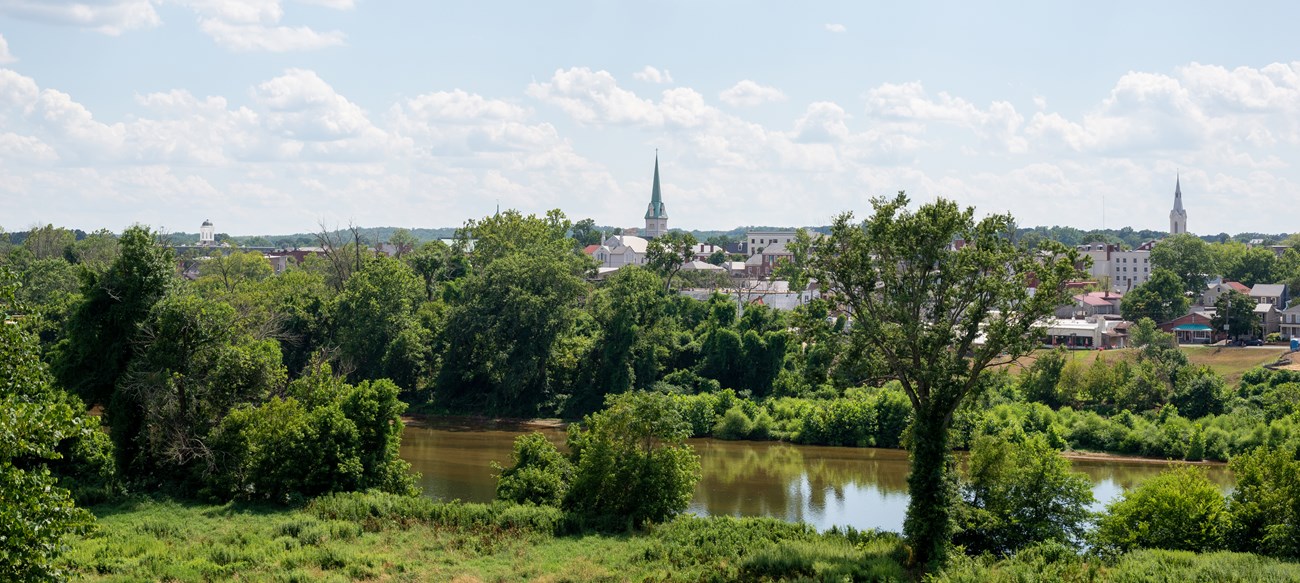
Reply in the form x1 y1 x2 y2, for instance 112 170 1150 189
660 359 1300 464
62 491 1300 582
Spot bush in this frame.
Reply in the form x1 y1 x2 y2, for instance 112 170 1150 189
564 392 701 528
1093 466 1227 554
713 406 755 440
1227 446 1300 558
494 432 571 506
207 365 416 502
954 433 1093 556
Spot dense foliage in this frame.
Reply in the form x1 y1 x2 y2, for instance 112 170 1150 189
0 276 107 581
496 392 701 529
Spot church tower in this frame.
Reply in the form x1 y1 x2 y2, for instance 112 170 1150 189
1169 175 1187 235
644 153 668 238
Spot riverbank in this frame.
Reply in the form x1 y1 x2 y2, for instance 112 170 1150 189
401 413 1230 468
60 492 1300 582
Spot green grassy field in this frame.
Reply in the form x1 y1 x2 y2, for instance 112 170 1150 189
60 493 1300 582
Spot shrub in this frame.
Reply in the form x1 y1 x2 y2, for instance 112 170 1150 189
954 433 1094 556
494 432 571 506
1093 466 1227 554
713 406 755 440
1227 446 1300 558
207 366 416 502
564 392 701 528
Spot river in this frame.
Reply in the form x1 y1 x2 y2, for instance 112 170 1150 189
399 420 1233 532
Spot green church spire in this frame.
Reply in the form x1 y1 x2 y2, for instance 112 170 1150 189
645 152 667 220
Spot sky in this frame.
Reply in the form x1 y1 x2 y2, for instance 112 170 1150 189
2 1 1300 236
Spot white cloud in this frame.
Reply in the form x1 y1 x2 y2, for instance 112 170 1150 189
824 23 846 33
0 0 161 35
633 66 673 84
198 19 346 51
793 102 850 143
178 0 350 52
0 34 16 64
866 81 1026 152
719 80 787 107
527 67 663 126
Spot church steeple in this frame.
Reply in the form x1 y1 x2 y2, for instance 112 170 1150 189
644 152 668 237
1169 174 1188 235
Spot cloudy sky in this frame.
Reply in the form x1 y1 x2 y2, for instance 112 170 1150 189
2 1 1300 236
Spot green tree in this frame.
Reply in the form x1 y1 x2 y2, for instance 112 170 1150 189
646 231 698 291
53 225 175 406
404 239 467 301
332 256 430 390
1227 446 1300 557
495 432 572 506
113 293 285 478
1093 466 1227 554
387 227 419 257
1219 243 1278 287
437 252 588 415
1171 366 1228 419
22 224 76 260
1128 317 1177 349
68 229 120 273
571 218 603 247
799 193 1079 567
580 266 668 412
1151 233 1216 295
0 277 97 581
196 249 273 294
564 392 701 527
208 364 416 501
1019 348 1068 408
1211 290 1257 341
955 433 1094 556
462 209 576 269
1120 268 1189 323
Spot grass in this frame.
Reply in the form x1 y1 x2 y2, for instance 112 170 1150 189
60 491 1300 582
60 492 907 582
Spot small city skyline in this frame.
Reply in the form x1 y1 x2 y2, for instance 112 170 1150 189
4 3 1300 235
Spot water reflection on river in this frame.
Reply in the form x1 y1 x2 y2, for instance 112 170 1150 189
399 421 1234 532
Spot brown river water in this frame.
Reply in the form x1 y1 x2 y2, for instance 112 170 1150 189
399 420 1233 532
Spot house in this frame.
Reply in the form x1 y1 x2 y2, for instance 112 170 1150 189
1056 290 1123 318
1158 312 1217 345
1040 316 1129 349
1201 281 1251 307
587 234 649 269
1255 303 1281 336
1280 303 1300 340
745 230 800 256
1249 283 1289 309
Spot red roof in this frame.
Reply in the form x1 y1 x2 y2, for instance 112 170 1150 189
583 244 600 255
1226 281 1251 293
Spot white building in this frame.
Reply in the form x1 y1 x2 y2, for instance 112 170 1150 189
589 234 649 269
199 219 215 246
1170 176 1188 235
745 230 800 257
1078 241 1156 292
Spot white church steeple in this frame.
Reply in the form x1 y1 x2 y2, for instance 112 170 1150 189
1169 175 1187 235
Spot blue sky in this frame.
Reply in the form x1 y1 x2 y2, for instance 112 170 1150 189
2 1 1299 235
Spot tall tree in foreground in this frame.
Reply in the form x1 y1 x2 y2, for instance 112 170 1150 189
799 193 1078 568
1 274 97 581
54 225 175 405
